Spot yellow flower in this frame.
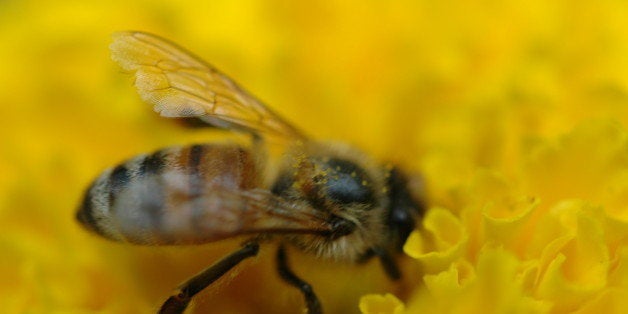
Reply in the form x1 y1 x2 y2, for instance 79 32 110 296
374 121 628 314
363 121 628 314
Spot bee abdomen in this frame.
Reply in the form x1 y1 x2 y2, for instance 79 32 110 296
76 144 259 244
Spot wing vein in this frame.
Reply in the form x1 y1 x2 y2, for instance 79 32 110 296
111 31 307 141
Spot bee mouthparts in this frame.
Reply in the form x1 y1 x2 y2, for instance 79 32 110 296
327 216 355 240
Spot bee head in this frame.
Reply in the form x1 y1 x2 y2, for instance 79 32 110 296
384 167 425 250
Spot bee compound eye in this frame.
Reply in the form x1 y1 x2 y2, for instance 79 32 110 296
323 158 375 206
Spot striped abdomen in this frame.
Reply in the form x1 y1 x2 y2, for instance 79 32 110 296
76 144 261 245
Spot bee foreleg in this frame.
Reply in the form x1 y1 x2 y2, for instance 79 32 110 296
159 241 260 314
358 247 401 280
276 244 322 314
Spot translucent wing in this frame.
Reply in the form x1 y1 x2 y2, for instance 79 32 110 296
110 31 306 141
110 186 331 245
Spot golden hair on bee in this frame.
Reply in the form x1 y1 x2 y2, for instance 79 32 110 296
77 31 425 314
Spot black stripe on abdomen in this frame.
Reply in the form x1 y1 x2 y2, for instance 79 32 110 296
188 145 206 232
76 182 110 238
188 145 205 196
107 164 131 211
136 151 167 238
139 149 166 177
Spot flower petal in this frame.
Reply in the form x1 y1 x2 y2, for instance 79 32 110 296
359 293 405 314
403 207 469 273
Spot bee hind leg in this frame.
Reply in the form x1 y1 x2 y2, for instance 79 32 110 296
276 244 322 314
159 241 260 314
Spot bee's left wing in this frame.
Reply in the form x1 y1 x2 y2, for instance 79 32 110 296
181 188 332 244
110 31 306 141
109 186 332 245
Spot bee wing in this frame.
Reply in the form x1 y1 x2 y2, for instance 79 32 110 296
184 188 331 243
110 31 306 141
112 185 330 245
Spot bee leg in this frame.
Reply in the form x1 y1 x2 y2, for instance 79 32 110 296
276 245 322 314
356 248 376 263
376 248 402 280
358 247 401 280
159 241 260 314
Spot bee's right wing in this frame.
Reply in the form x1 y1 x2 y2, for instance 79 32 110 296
108 186 331 245
110 31 307 142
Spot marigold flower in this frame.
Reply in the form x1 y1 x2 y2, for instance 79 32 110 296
364 121 628 313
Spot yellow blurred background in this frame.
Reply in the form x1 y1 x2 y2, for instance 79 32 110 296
1 0 628 313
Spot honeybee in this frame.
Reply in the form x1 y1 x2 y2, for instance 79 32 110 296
76 31 424 314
